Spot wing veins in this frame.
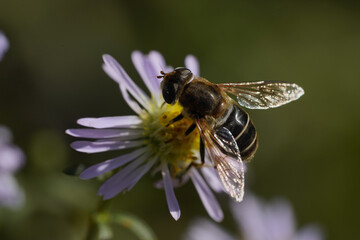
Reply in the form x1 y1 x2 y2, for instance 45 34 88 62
218 81 304 109
196 119 245 202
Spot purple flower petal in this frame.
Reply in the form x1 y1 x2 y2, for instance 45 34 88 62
148 51 170 72
102 57 143 113
102 54 151 111
147 51 173 93
183 218 235 240
131 51 162 102
264 198 295 239
295 225 324 240
66 128 143 139
200 167 223 193
77 116 142 129
0 31 9 61
233 194 323 240
161 162 180 221
102 166 143 200
148 51 173 73
185 55 199 76
80 147 147 179
125 156 158 191
0 145 25 172
98 152 150 196
232 194 267 240
118 81 144 114
190 168 223 222
70 139 144 153
0 173 24 208
102 156 157 199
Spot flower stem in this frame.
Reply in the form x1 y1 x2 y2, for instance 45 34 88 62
112 211 158 240
84 198 112 240
83 198 157 240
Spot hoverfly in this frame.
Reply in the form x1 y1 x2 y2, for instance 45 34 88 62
158 67 304 202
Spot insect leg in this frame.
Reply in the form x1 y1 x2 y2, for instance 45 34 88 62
200 138 205 165
166 113 184 127
183 161 204 175
183 138 205 173
185 123 196 136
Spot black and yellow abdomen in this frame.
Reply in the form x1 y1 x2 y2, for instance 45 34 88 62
220 104 258 161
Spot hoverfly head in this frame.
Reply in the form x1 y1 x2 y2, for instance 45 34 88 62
160 67 193 105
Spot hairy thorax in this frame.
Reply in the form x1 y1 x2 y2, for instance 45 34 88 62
178 77 228 120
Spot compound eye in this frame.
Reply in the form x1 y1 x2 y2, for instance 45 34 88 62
162 83 176 104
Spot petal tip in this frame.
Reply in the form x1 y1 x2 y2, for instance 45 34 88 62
212 212 224 223
79 171 92 180
131 50 142 58
170 210 181 221
70 141 93 153
77 118 92 127
70 141 84 150
102 54 112 61
65 129 77 137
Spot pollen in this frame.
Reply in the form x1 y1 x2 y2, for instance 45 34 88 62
141 98 200 175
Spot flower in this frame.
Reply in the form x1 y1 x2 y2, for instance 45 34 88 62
0 126 25 208
67 51 224 221
0 31 9 61
184 194 324 240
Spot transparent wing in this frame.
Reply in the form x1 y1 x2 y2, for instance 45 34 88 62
218 81 304 109
196 119 245 202
213 127 240 156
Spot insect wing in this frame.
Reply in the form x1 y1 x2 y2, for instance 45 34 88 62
213 127 241 156
218 81 304 109
196 120 245 202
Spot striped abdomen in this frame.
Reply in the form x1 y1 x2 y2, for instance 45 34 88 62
219 104 258 161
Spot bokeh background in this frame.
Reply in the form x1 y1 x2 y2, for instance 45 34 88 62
1 0 359 239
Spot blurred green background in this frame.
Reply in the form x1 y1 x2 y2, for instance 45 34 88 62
1 0 359 239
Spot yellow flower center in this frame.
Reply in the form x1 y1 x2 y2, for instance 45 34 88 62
140 98 200 176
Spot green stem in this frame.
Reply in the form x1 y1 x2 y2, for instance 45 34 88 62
83 199 157 240
112 211 158 240
84 199 112 240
